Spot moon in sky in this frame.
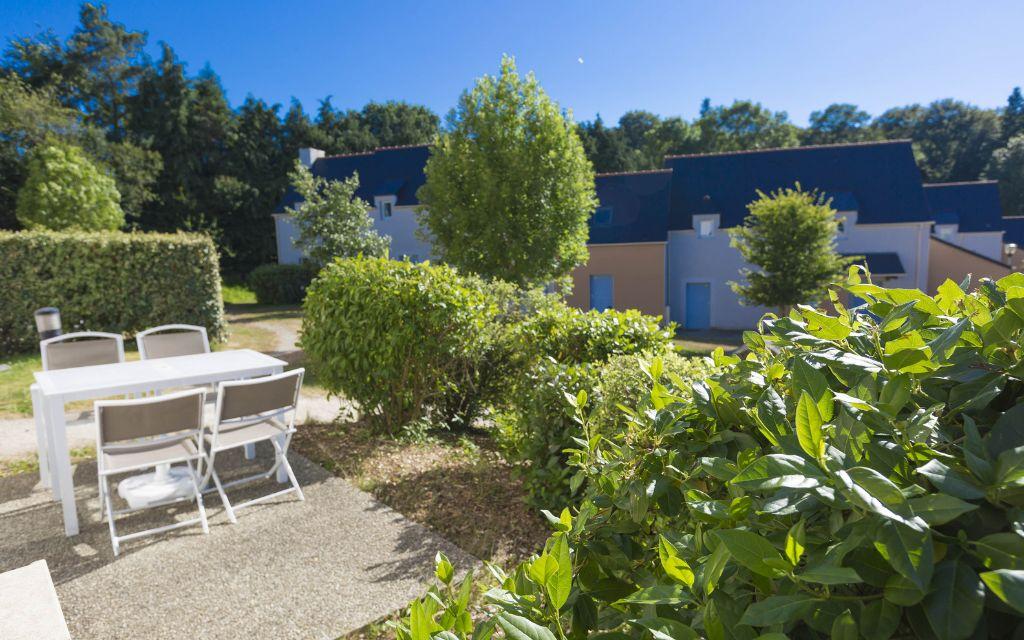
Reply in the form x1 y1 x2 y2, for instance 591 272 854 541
578 57 584 64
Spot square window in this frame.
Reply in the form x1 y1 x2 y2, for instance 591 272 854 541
698 219 715 238
380 202 392 219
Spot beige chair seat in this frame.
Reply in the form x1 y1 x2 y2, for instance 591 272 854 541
206 421 288 450
102 439 199 473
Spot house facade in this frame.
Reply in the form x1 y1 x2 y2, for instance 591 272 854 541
273 139 1015 330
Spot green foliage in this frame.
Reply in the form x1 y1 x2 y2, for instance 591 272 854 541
0 230 225 353
300 256 509 432
403 269 1024 639
730 185 851 310
286 161 388 267
802 103 879 146
16 142 124 231
248 263 316 305
499 306 678 508
417 55 597 286
696 100 800 152
985 135 1024 217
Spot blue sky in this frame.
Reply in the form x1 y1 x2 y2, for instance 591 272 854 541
3 1 1022 125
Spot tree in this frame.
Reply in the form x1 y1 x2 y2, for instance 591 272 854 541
802 103 877 145
872 104 925 141
643 116 700 166
729 186 849 312
985 134 1024 217
16 141 124 230
618 110 660 150
286 162 388 267
577 115 633 173
417 55 597 286
912 99 1001 182
360 100 439 147
696 100 800 152
1003 87 1024 143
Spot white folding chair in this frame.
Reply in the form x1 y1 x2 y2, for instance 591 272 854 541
33 332 126 488
136 324 210 360
201 369 305 523
95 389 210 556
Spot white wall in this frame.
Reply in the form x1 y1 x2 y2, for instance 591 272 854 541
951 231 1004 262
273 214 303 265
666 219 932 330
374 206 434 261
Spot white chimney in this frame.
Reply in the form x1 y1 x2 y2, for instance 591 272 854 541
298 147 325 168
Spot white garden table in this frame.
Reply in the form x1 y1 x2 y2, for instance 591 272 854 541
32 349 288 536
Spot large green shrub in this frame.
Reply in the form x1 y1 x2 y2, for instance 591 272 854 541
16 142 124 231
1 230 225 353
248 263 316 305
400 270 1024 640
301 256 511 431
516 304 674 365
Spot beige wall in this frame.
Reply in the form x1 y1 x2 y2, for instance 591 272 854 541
567 243 666 318
928 237 1011 292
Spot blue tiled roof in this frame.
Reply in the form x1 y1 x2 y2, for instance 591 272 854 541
663 140 932 230
590 171 672 244
276 144 430 212
1003 217 1024 245
843 252 905 276
923 181 1004 233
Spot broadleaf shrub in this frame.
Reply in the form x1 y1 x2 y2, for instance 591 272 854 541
400 270 1024 639
248 263 316 305
301 256 511 431
1 230 225 353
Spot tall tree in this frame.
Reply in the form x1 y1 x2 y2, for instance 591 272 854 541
871 104 925 140
578 115 633 173
985 135 1024 217
1003 87 1024 143
697 100 800 152
360 100 439 147
643 117 700 166
618 110 660 150
802 103 877 145
418 55 597 286
315 97 375 153
729 186 849 313
912 99 1001 182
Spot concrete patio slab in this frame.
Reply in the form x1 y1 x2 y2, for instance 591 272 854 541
0 446 475 639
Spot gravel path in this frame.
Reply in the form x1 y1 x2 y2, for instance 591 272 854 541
1 447 475 639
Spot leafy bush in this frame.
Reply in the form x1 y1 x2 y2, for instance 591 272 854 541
516 303 674 365
16 142 124 231
301 256 510 432
1 230 225 353
400 270 1024 640
248 263 316 305
499 303 678 508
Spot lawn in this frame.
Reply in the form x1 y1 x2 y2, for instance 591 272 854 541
674 328 745 356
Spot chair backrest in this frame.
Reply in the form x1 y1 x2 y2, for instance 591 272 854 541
217 369 304 424
96 388 205 446
40 332 125 371
137 324 210 360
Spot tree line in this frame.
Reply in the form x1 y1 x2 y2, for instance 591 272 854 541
2 3 1022 275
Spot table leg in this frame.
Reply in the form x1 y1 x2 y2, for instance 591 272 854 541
46 397 79 536
30 384 51 489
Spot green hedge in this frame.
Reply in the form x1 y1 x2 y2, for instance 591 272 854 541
248 263 316 305
1 230 226 353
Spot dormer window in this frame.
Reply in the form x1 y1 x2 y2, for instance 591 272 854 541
694 214 719 238
592 206 613 227
374 195 396 220
836 210 856 239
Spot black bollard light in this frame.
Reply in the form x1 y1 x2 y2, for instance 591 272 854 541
34 307 62 341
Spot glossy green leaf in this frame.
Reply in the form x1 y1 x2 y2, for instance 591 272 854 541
922 560 984 640
796 391 825 459
980 569 1024 614
495 613 557 640
713 530 788 578
738 595 819 626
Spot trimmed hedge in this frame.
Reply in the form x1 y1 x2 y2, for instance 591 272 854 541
248 263 316 305
1 230 226 353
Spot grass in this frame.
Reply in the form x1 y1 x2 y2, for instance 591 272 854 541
222 282 257 305
674 329 746 356
0 445 95 478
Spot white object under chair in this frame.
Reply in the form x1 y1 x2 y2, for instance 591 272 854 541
201 369 306 523
94 388 210 555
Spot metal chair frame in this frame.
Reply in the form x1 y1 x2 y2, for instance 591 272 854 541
94 389 210 556
200 369 305 523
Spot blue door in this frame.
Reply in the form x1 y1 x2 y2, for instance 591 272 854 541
685 283 711 329
590 275 614 311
